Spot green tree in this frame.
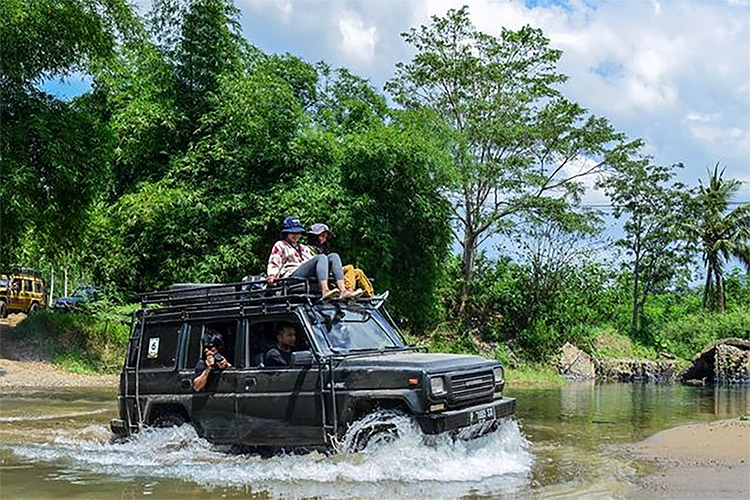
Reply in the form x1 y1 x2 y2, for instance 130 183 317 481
386 6 636 314
695 165 750 313
0 0 137 263
600 158 693 336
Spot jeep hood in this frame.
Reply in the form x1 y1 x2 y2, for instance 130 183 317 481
338 351 495 374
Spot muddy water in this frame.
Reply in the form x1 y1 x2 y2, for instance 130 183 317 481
0 383 748 499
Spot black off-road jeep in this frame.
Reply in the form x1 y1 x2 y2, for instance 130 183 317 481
110 278 515 451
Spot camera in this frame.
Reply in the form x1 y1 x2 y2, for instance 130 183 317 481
213 353 224 364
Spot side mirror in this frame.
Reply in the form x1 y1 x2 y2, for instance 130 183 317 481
291 350 314 367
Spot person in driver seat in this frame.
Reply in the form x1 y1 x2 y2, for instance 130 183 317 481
264 323 297 367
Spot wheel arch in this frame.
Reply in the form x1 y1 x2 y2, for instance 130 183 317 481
146 401 191 425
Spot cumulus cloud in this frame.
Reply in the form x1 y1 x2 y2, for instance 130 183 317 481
337 10 377 66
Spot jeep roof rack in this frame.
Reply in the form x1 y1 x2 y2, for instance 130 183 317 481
138 277 387 316
2 265 43 277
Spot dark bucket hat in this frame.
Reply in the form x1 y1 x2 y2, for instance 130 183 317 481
281 216 305 234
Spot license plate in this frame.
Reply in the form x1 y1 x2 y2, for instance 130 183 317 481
470 406 496 424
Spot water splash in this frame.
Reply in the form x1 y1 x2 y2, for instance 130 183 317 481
10 416 533 499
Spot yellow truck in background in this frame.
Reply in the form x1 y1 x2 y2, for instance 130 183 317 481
0 268 47 317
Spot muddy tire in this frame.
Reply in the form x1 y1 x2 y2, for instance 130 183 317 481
27 303 39 315
350 423 399 452
152 412 187 428
0 301 7 318
344 409 407 453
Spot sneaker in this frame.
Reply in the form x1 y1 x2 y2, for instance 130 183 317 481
341 288 365 300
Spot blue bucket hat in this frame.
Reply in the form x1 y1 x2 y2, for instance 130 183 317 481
281 216 305 234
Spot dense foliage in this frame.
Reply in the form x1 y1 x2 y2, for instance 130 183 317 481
2 1 748 373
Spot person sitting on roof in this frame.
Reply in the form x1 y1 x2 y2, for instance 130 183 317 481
307 223 372 297
266 216 358 300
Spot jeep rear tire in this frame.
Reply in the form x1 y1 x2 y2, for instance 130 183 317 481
28 302 39 315
152 412 187 428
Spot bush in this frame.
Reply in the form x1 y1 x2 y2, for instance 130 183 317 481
14 307 132 374
659 308 750 361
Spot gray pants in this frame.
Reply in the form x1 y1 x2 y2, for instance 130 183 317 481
292 254 344 283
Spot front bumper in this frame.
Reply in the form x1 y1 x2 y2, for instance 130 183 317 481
415 396 516 435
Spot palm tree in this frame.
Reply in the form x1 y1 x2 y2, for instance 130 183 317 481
697 165 750 313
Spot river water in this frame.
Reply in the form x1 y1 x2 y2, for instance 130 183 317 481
0 383 747 499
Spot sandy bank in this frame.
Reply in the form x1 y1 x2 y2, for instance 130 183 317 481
629 418 750 499
0 315 117 391
0 358 117 391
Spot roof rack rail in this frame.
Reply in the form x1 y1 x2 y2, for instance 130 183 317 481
140 277 320 309
1 265 43 277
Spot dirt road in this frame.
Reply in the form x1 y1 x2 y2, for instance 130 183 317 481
0 315 117 391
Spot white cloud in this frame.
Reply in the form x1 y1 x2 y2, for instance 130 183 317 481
244 0 293 23
201 0 750 191
337 11 377 67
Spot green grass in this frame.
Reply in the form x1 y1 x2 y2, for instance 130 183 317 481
505 363 565 387
592 326 658 360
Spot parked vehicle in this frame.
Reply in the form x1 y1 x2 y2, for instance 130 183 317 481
0 268 46 318
53 285 104 312
110 278 515 451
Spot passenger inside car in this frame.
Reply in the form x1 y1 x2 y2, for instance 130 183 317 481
263 323 297 367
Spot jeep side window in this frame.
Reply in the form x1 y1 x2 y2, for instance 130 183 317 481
248 318 307 367
34 281 41 293
186 320 238 368
138 323 181 370
24 280 32 292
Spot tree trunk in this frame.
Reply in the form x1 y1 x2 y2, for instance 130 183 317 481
458 231 478 316
701 265 712 311
631 256 640 335
718 273 726 314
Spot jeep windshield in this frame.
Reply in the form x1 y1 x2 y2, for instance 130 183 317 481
310 307 405 354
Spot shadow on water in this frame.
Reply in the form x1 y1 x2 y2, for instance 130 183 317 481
0 383 747 499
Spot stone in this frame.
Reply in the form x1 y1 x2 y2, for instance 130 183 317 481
558 342 595 381
715 344 750 384
679 338 750 385
596 358 677 383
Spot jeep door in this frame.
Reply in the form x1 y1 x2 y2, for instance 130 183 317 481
184 320 241 443
234 315 323 447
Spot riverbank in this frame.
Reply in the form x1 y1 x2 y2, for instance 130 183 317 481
0 316 117 391
629 418 750 499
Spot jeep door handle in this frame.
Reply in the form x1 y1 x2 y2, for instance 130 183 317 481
244 377 256 391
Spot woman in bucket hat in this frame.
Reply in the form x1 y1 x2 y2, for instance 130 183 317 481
267 217 358 300
307 223 373 297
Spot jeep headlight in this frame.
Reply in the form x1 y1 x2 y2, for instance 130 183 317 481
493 366 504 386
429 376 445 396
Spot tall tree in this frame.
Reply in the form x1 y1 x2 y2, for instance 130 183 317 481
0 0 137 262
600 159 693 335
695 165 750 313
386 6 636 313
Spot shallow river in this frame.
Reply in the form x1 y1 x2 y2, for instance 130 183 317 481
0 383 748 499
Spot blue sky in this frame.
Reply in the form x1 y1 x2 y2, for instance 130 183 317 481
43 0 750 266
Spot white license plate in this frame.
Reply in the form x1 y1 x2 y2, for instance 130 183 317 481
470 406 496 424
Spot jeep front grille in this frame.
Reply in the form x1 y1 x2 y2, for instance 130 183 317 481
448 370 494 404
